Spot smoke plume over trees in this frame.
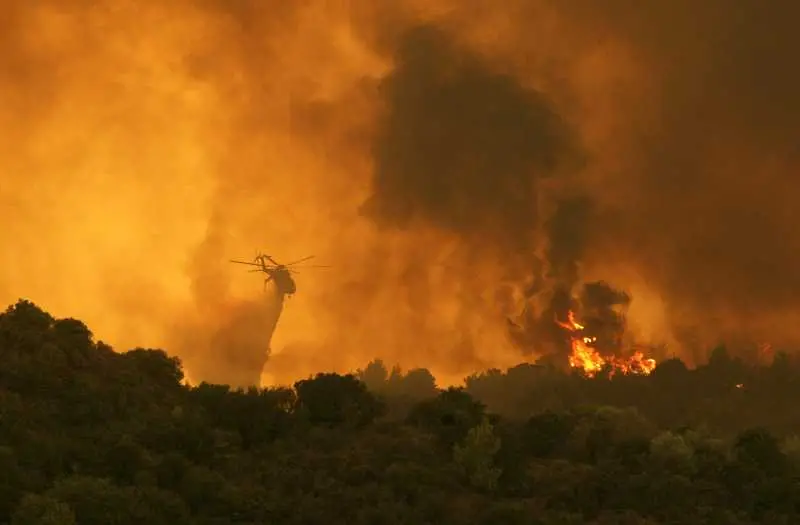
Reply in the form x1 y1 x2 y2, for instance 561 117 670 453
1 1 799 382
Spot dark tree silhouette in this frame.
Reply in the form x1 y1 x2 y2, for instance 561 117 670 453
294 373 385 427
3 299 800 523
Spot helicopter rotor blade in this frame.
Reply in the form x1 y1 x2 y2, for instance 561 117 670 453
257 254 279 265
284 255 315 267
230 259 262 267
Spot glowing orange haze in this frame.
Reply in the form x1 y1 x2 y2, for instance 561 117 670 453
0 1 534 385
2 1 799 386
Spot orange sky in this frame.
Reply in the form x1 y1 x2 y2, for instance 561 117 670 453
2 1 799 385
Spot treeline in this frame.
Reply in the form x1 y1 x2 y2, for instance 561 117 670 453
359 346 800 438
2 299 800 524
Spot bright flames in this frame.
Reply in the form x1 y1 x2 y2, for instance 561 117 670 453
556 310 657 377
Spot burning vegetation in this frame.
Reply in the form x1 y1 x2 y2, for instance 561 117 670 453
556 310 656 377
509 279 658 378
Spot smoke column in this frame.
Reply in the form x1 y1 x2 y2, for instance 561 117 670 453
176 284 285 389
1 1 799 385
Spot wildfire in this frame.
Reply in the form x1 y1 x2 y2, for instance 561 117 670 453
556 310 657 377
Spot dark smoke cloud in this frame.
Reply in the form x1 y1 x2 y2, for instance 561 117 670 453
561 0 800 346
362 2 800 357
360 24 603 361
578 281 630 356
364 25 579 251
544 195 592 285
362 24 636 359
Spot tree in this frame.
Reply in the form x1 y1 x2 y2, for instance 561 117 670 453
523 411 576 458
649 431 694 474
734 427 786 475
408 388 487 449
47 476 192 525
178 465 232 517
294 373 384 427
650 357 689 380
780 435 800 472
356 359 389 392
0 301 58 393
464 369 505 408
568 406 655 463
230 387 296 447
121 349 184 388
103 436 150 485
14 298 800 523
703 345 747 386
453 417 502 492
11 494 75 525
46 476 133 525
51 318 95 366
0 446 24 522
0 300 53 341
396 368 438 400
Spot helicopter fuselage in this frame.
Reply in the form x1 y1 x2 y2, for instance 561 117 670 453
231 253 322 297
267 266 297 296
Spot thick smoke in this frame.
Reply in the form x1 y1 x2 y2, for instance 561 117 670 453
177 290 284 389
563 0 800 355
363 24 596 363
412 0 800 358
1 1 799 385
363 25 577 251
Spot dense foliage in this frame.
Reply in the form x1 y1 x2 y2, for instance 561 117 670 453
2 299 800 524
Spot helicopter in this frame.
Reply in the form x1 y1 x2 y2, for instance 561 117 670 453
229 253 329 297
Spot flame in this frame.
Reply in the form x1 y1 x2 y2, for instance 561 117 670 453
557 310 656 377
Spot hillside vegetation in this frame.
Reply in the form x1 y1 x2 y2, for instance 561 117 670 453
2 299 800 524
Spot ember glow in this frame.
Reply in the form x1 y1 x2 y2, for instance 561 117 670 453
557 310 656 377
